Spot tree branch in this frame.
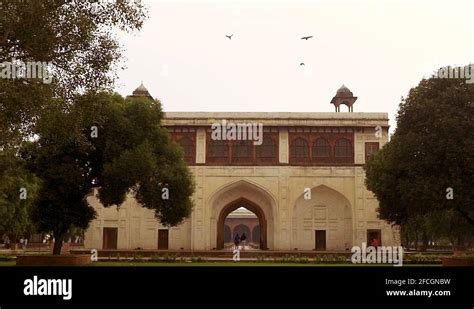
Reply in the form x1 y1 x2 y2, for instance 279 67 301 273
455 206 474 226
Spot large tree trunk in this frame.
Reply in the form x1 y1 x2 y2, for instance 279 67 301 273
52 231 66 255
7 234 18 250
455 207 474 226
454 235 466 253
404 233 410 251
421 232 428 252
450 237 456 252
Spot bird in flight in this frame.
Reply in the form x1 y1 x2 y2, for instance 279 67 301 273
226 34 233 40
300 63 305 66
301 35 313 40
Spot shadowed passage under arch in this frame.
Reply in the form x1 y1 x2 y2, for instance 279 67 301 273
217 198 267 250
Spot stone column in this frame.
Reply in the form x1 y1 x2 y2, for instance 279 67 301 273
279 129 289 164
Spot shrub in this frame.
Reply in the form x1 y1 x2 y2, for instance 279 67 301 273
0 255 15 261
191 256 206 263
256 255 266 262
297 256 310 264
132 254 143 262
312 254 349 264
150 255 163 262
404 254 443 264
162 253 178 262
276 254 300 263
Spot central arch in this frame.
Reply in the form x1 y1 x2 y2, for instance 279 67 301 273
217 198 267 249
208 179 276 250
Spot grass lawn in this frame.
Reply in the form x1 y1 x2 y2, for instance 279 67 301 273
91 261 440 267
0 260 441 267
93 262 352 267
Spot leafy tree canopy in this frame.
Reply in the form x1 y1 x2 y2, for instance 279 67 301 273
365 71 474 227
0 0 148 145
23 93 194 254
0 150 40 241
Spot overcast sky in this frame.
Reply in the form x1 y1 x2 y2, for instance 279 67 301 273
115 0 473 131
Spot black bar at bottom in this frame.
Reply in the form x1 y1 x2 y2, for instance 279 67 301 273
0 266 472 307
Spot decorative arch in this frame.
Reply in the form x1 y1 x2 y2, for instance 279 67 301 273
334 138 352 157
312 138 331 158
207 139 229 164
208 179 276 250
290 137 309 159
177 136 195 163
292 184 353 250
256 136 278 164
207 179 278 207
231 140 253 163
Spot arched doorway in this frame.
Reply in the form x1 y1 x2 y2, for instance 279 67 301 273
224 207 259 248
209 179 276 250
217 198 268 250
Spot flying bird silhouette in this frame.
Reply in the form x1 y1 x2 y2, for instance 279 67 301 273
301 36 313 40
300 63 305 66
226 34 233 40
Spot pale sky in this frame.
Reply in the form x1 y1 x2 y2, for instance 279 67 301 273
115 0 474 131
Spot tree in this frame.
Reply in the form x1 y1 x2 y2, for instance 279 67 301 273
0 0 148 253
22 99 97 255
88 95 195 226
24 93 194 255
0 150 40 244
365 70 474 234
0 0 147 145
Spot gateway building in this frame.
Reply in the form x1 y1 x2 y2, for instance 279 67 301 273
84 85 400 251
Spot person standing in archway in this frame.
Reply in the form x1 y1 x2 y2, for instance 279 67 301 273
240 233 247 250
234 233 241 249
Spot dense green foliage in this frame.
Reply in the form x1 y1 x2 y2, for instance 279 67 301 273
22 93 194 254
365 71 474 248
0 150 40 243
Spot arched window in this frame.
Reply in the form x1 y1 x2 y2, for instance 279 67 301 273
256 137 277 162
312 138 331 157
177 137 194 161
291 138 309 159
335 138 352 157
232 140 253 163
208 140 229 161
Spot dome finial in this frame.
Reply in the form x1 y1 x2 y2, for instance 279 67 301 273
129 82 153 99
331 84 357 112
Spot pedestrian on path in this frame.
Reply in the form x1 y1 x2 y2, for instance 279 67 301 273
234 233 241 249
